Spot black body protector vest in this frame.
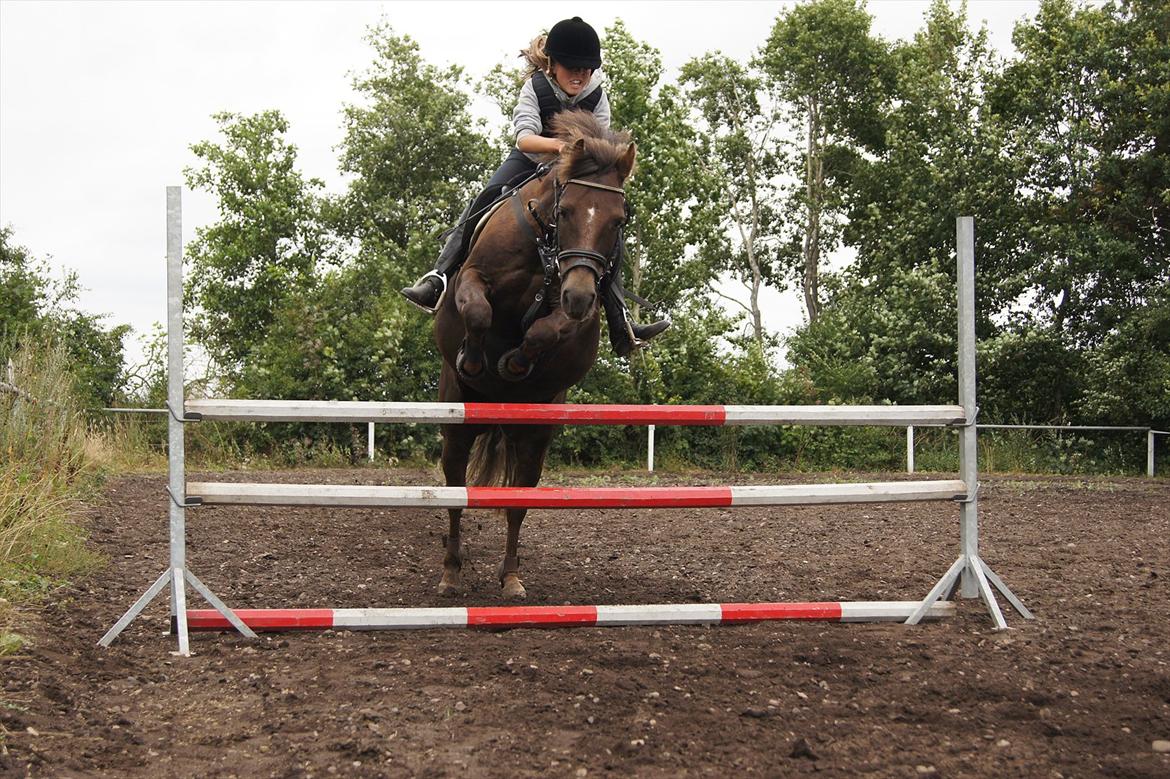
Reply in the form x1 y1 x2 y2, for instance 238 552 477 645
532 71 604 137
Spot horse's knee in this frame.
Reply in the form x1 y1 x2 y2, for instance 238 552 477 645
456 289 491 333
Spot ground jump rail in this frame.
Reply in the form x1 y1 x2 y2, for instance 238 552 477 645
186 601 957 632
100 194 1031 656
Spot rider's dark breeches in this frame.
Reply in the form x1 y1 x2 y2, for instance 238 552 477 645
435 149 538 276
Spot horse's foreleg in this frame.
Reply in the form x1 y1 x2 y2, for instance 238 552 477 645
498 425 555 599
438 423 478 595
499 309 578 380
500 508 526 599
454 271 491 378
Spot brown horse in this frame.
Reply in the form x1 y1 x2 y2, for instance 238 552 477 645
432 112 636 599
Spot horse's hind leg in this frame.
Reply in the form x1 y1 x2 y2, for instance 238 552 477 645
438 423 479 595
498 425 555 600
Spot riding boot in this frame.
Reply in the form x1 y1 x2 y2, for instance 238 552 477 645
401 205 472 314
602 272 671 358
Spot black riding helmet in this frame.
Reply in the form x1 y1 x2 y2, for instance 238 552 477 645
544 17 602 70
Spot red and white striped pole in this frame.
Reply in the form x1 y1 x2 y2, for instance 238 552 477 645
187 600 955 632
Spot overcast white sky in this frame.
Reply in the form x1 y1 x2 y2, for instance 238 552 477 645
0 0 1039 368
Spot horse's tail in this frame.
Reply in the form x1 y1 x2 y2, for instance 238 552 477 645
466 426 520 488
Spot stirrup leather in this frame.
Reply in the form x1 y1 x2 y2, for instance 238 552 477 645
624 310 646 350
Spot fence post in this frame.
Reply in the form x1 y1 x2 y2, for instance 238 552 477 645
1149 429 1155 478
648 424 655 472
906 425 915 473
368 422 375 462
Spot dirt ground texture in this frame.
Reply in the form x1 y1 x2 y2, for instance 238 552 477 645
2 468 1168 778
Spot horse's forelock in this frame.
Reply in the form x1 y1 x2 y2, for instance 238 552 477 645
550 111 632 183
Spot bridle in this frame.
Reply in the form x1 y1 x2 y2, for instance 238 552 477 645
550 176 628 283
513 167 629 332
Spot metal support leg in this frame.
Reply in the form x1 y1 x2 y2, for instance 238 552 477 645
969 555 1007 630
186 569 258 639
905 556 964 626
979 558 1035 620
98 568 172 647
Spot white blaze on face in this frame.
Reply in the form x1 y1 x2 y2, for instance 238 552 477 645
584 205 597 232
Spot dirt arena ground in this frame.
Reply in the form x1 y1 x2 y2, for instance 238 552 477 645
2 468 1168 777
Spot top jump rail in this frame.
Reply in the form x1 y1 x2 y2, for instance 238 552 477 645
184 399 967 427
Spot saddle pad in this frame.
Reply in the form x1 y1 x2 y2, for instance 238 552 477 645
467 196 511 254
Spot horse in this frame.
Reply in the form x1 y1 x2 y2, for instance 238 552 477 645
432 111 636 599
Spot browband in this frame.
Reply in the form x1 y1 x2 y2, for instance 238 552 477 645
565 178 625 195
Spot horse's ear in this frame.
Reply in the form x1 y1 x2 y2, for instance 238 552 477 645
560 137 586 168
617 143 636 181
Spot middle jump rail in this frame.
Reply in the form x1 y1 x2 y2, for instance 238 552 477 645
185 399 966 427
186 480 968 508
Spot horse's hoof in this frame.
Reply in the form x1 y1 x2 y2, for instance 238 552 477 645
497 349 534 382
456 346 484 382
437 573 464 597
501 574 527 600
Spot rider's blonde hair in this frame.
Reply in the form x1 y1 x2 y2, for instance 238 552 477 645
519 34 552 78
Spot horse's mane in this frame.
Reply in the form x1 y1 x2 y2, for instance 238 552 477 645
549 111 634 183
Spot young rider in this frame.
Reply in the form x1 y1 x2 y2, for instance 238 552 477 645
400 16 670 357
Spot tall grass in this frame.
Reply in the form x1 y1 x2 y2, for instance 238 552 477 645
1 338 102 653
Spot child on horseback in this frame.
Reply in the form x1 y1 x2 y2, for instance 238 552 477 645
400 16 670 357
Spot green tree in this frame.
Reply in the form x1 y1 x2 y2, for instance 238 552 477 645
184 110 333 375
843 0 1021 313
760 0 893 322
181 26 498 458
603 20 719 309
0 227 45 332
1 227 129 407
1077 281 1170 429
680 52 787 349
785 266 958 405
991 0 1169 348
787 1 1041 417
336 24 496 287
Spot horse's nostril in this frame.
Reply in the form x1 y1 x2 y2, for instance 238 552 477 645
562 288 596 319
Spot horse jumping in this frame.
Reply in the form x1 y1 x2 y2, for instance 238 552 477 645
432 112 636 599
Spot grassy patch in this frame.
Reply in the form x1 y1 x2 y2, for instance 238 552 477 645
1 339 103 615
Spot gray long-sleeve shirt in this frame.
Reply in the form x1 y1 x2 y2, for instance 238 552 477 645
513 70 611 161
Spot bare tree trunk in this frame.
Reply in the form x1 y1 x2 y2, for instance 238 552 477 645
736 108 765 348
802 99 823 323
750 259 763 346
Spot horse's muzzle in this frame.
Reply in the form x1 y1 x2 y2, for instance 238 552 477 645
561 285 597 320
